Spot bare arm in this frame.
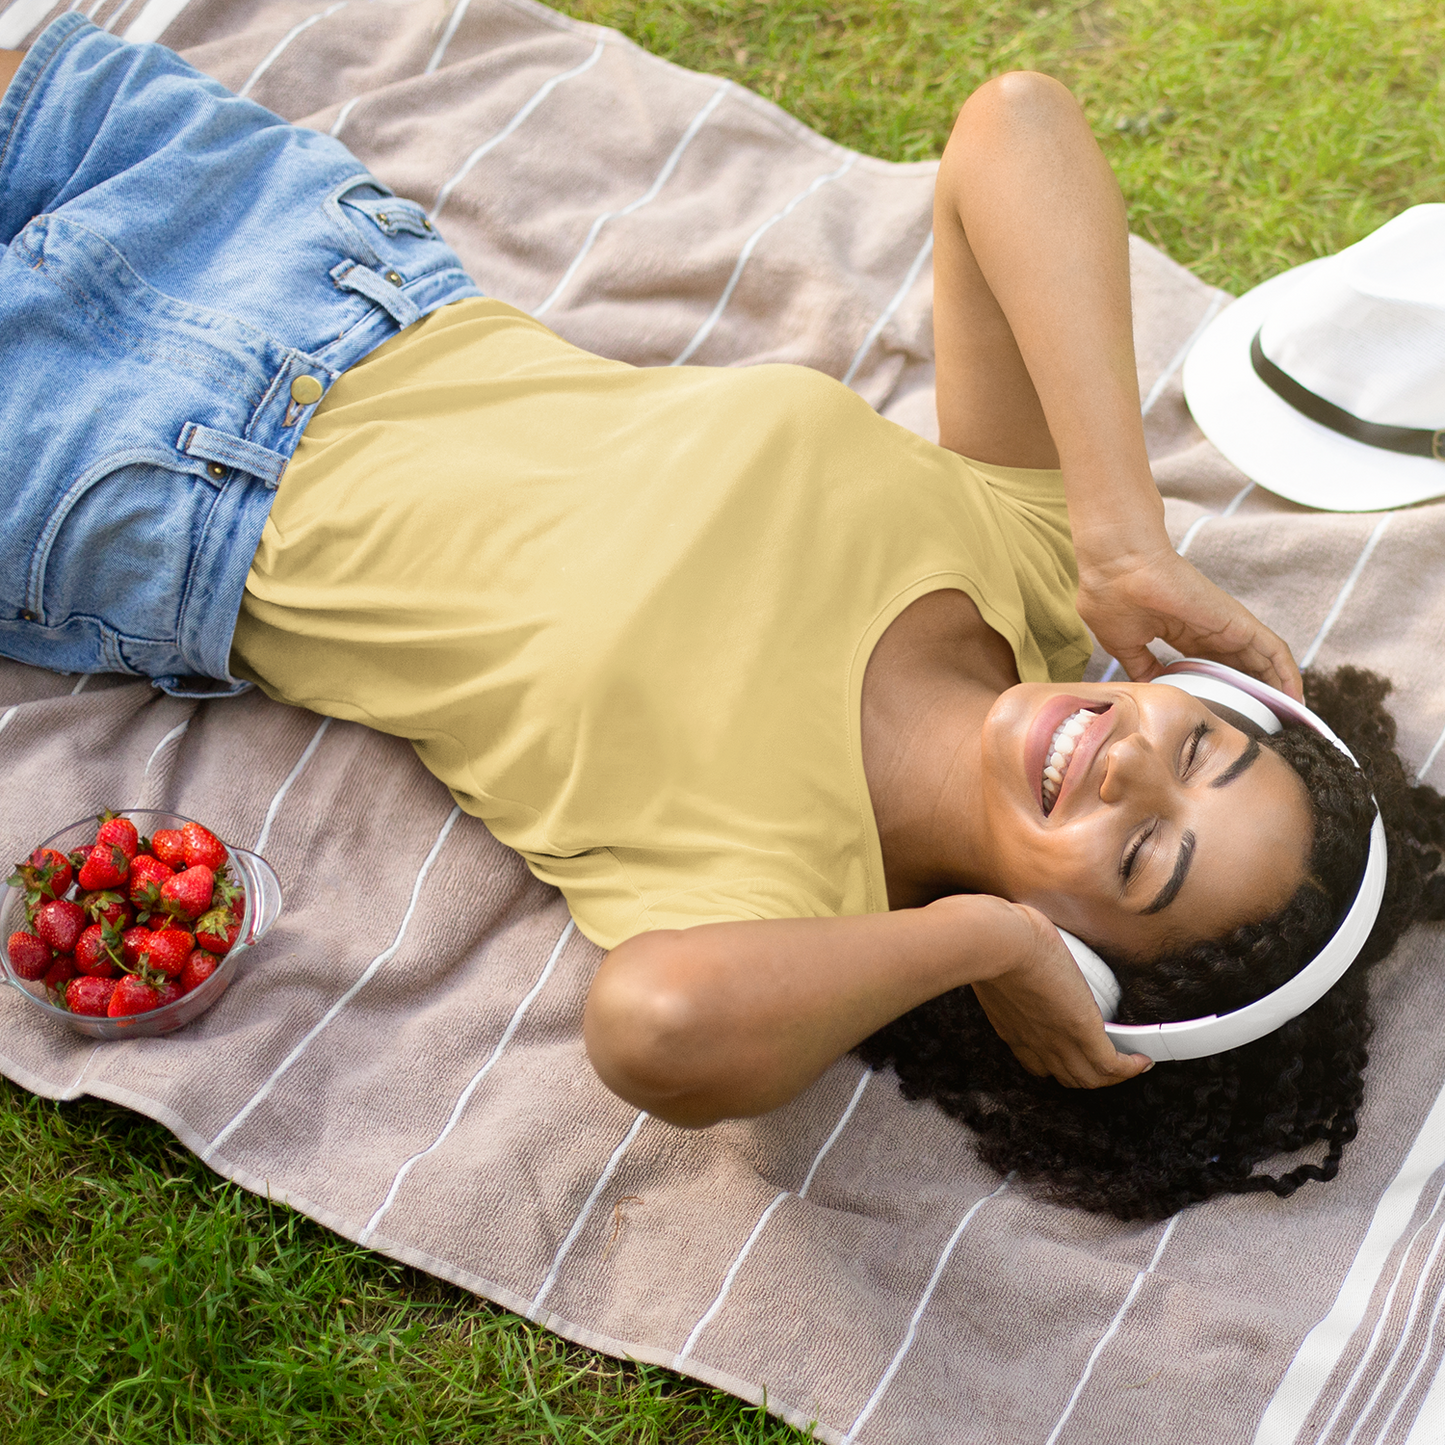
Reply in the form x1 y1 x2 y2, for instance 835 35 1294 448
584 898 1150 1127
931 72 1302 701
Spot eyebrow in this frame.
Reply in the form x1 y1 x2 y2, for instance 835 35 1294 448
1142 829 1196 916
1211 736 1261 790
1139 738 1261 916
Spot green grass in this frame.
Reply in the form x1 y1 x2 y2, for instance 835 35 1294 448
5 3 1443 1440
556 0 1445 294
0 1082 806 1443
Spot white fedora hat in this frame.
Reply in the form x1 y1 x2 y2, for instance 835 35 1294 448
1182 204 1445 512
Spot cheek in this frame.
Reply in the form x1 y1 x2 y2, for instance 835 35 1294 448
999 845 1106 924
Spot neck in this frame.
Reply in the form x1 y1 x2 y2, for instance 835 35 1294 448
871 678 1001 909
860 591 1018 910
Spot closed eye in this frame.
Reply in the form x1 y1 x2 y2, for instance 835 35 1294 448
1121 822 1154 883
1182 721 1210 778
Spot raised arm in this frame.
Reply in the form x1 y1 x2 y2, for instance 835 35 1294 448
584 898 1151 1126
930 71 1302 702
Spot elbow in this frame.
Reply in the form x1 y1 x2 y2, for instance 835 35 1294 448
583 933 727 1128
958 70 1081 132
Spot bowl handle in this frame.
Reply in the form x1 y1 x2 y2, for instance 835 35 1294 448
229 847 283 944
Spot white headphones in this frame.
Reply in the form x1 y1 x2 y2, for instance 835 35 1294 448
1057 658 1388 1062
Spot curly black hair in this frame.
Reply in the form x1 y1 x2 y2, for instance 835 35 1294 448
857 666 1445 1221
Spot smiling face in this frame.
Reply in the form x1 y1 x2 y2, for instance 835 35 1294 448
976 681 1313 959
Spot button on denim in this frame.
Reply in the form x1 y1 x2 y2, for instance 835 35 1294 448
0 14 481 696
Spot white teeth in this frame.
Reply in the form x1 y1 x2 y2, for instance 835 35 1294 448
1040 707 1097 814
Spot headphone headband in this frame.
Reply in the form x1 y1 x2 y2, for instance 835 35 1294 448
1058 659 1386 1063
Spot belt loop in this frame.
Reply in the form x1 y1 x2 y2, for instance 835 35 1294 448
177 422 289 488
330 258 423 329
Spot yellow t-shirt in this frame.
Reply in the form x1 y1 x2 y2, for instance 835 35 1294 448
230 298 1090 948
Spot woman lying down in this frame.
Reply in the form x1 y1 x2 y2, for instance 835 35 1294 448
3 17 1441 1222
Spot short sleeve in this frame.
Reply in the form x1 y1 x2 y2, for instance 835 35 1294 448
959 455 1091 683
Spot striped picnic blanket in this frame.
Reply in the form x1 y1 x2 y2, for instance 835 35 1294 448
3 2 1445 1442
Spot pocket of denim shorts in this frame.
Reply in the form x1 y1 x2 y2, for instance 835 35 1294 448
38 455 223 652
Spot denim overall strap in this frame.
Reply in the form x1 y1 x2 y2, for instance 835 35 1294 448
0 15 481 697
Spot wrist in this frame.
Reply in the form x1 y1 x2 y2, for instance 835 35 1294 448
921 892 1039 985
1062 461 1169 570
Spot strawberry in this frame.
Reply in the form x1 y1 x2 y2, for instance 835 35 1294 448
77 840 129 891
127 855 174 920
120 925 156 971
33 846 74 897
141 928 194 978
160 865 213 922
7 930 52 981
195 904 241 955
150 829 187 870
94 811 140 861
80 890 131 929
43 955 77 992
66 975 116 1016
75 920 123 978
7 847 74 922
180 949 217 993
107 975 159 1017
155 980 185 1008
181 822 228 872
34 898 85 956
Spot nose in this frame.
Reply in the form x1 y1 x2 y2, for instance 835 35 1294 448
1098 731 1172 806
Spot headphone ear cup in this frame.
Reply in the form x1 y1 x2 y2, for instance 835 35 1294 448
1056 928 1123 1021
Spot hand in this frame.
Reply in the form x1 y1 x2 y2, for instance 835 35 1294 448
971 903 1153 1089
1075 537 1303 703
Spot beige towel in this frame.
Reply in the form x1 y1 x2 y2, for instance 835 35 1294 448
3 2 1445 1441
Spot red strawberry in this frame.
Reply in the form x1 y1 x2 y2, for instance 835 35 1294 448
94 811 140 861
155 980 185 1008
7 930 52 981
160 865 213 922
180 948 218 993
127 855 174 918
78 840 129 891
150 828 187 870
34 898 85 956
80 890 132 929
34 846 74 897
181 822 228 871
107 975 159 1017
7 847 74 922
141 928 194 978
75 920 123 978
195 904 241 955
66 975 116 1016
43 954 77 992
120 925 156 971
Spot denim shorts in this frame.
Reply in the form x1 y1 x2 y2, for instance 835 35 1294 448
0 13 481 697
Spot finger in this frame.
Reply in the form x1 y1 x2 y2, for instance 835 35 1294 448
1012 1049 1050 1079
1070 1046 1155 1090
1265 636 1305 703
1234 636 1304 704
1090 1052 1155 1088
1112 645 1164 685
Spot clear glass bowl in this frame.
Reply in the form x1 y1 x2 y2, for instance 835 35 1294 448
1 809 282 1039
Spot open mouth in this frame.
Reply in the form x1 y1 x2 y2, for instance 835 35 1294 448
1041 706 1105 816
